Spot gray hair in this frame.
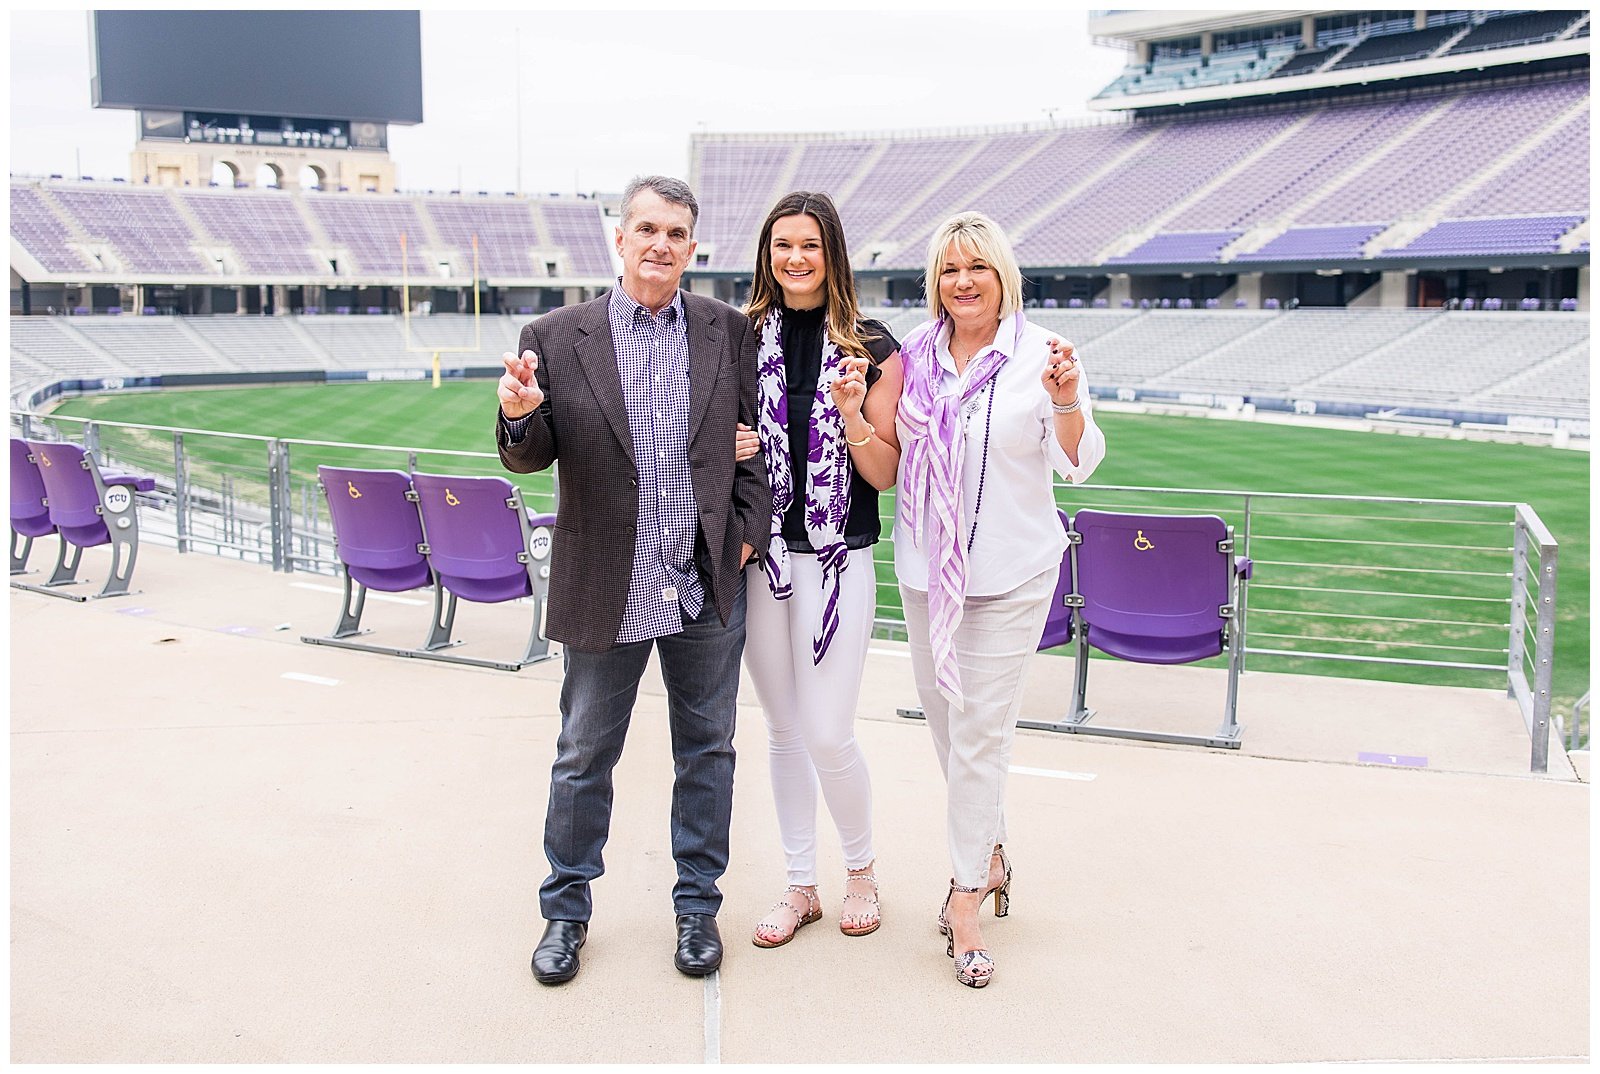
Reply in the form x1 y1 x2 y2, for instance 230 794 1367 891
620 175 699 234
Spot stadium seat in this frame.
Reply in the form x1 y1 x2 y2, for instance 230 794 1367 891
10 438 55 574
411 471 556 670
11 440 155 601
301 466 556 671
302 466 440 653
1020 510 1253 749
1036 509 1076 652
903 509 1252 750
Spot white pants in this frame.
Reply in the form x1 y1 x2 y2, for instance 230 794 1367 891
743 548 877 885
901 567 1055 890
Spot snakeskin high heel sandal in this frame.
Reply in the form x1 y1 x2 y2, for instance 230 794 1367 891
752 886 821 949
937 844 1013 934
944 885 996 989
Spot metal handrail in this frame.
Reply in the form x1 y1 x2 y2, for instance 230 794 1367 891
13 415 1567 771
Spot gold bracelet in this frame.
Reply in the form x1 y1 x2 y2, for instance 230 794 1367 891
845 422 875 447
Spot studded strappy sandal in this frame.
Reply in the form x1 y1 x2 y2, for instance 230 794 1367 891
751 885 822 949
839 869 880 937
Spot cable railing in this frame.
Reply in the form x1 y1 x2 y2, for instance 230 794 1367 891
11 413 1567 770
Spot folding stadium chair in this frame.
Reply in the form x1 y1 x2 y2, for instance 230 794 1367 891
410 471 557 671
11 438 55 575
1017 509 1253 749
300 466 454 659
11 440 155 601
897 510 1076 722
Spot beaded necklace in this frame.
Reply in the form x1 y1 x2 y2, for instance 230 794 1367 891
962 378 995 554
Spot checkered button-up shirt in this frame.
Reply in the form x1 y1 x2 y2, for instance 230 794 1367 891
608 284 705 644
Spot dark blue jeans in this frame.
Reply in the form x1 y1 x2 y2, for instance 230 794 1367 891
539 582 747 922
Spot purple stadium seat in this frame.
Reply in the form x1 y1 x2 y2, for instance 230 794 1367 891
13 440 154 601
410 471 556 669
1018 510 1253 749
303 466 442 652
303 466 555 671
1037 510 1076 652
10 438 54 574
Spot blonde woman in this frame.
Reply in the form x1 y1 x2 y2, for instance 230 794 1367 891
893 211 1105 987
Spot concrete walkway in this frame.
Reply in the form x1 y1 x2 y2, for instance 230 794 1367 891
9 542 1590 1063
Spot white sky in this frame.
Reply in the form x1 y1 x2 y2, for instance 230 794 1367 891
7 3 1132 195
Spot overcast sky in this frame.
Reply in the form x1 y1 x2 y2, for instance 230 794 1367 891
8 4 1131 195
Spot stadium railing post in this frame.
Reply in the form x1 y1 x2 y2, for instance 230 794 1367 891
268 438 287 573
1508 504 1558 773
173 432 189 554
1525 506 1558 774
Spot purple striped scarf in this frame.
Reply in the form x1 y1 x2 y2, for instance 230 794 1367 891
898 312 1021 709
754 308 853 664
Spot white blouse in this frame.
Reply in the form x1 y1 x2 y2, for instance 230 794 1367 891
893 314 1106 596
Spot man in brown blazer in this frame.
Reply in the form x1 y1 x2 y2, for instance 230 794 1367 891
496 175 770 986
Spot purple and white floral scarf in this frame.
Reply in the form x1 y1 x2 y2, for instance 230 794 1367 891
755 307 854 664
898 312 1021 709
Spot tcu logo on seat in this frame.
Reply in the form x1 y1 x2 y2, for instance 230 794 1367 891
528 525 552 561
102 487 133 515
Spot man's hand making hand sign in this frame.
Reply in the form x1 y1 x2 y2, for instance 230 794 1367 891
498 349 545 420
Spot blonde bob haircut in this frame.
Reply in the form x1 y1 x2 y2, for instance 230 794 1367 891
923 211 1025 324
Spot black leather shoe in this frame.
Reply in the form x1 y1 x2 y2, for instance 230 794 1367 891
531 919 587 985
674 913 723 976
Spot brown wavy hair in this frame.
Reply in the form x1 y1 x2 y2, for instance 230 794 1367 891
745 191 872 360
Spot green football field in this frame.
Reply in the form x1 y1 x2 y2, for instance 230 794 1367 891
51 381 1590 732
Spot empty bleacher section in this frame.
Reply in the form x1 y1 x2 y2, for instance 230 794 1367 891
1305 311 1585 408
1298 81 1585 229
1446 10 1588 55
423 197 545 278
1078 310 1276 385
9 317 136 380
1470 346 1589 421
686 77 1588 272
293 312 520 368
10 186 95 273
1166 99 1431 231
70 317 232 375
1270 46 1340 79
1234 224 1385 262
1094 10 1589 103
1393 216 1586 258
50 186 210 275
1153 308 1442 394
538 202 613 277
182 316 323 373
9 182 615 284
179 190 326 276
305 195 432 278
1448 112 1590 218
1326 24 1458 70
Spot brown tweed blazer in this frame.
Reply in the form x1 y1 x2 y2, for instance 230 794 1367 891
496 290 772 652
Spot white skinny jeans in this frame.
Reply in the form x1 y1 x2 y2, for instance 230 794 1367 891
900 567 1055 890
742 548 877 885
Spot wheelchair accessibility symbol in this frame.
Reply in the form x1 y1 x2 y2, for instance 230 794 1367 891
346 481 362 499
445 489 461 507
1133 530 1154 551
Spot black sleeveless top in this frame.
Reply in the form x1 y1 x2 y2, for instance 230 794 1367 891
776 304 900 552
